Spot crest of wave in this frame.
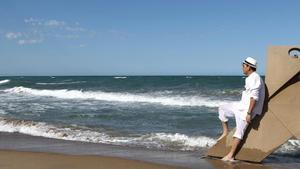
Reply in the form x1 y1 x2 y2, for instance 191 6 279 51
4 86 237 108
0 117 216 151
0 79 10 85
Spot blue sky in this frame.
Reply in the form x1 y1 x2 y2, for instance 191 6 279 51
0 0 299 76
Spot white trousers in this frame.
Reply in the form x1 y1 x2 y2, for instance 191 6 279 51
218 103 248 140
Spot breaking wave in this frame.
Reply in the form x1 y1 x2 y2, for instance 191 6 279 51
4 86 236 108
0 117 215 151
0 79 10 85
0 117 298 153
36 81 86 85
275 139 300 154
114 76 127 79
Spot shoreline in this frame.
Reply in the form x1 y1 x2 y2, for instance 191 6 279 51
0 132 205 169
0 132 298 169
0 150 184 169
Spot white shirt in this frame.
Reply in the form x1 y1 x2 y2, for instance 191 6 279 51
238 72 265 120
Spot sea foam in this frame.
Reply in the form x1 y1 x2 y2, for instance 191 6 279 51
4 86 236 108
114 76 127 79
0 117 215 151
0 117 298 153
36 81 86 85
0 79 10 85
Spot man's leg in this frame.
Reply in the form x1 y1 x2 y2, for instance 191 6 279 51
222 137 241 161
222 115 248 161
217 121 229 141
217 104 235 141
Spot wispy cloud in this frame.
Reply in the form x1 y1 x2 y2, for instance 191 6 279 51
79 44 86 48
65 26 85 32
5 31 43 45
5 32 43 45
24 18 66 28
24 18 43 26
4 17 94 45
3 17 131 46
44 19 66 27
24 18 86 33
18 39 43 45
108 29 131 40
6 32 22 39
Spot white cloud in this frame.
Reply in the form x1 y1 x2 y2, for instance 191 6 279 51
4 18 95 45
4 31 43 45
18 39 43 45
44 20 65 27
54 34 80 39
24 17 43 26
24 18 82 32
108 29 130 40
65 26 85 32
23 18 89 38
6 32 22 39
79 44 86 48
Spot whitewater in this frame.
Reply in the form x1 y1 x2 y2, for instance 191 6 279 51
0 76 298 156
4 86 237 108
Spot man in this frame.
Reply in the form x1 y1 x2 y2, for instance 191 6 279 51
217 57 265 161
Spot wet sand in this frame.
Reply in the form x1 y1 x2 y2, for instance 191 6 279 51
0 150 184 169
0 132 298 169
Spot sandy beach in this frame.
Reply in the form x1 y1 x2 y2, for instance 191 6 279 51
0 150 185 169
0 150 298 169
0 132 298 169
1 0 299 168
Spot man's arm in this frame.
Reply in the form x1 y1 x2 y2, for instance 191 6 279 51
246 97 256 123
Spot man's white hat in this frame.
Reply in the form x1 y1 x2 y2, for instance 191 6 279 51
243 57 257 68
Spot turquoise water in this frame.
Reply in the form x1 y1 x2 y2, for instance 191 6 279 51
0 76 298 155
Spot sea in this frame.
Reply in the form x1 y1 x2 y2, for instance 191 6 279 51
0 76 299 163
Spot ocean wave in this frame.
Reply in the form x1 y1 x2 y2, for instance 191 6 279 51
3 86 236 108
36 81 86 85
275 139 300 154
0 79 10 85
0 117 298 153
137 133 216 150
114 76 127 79
0 110 7 115
0 117 215 151
220 89 242 95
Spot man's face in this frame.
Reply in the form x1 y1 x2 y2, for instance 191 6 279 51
242 63 250 75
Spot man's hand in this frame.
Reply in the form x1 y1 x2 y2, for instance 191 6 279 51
246 114 251 124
